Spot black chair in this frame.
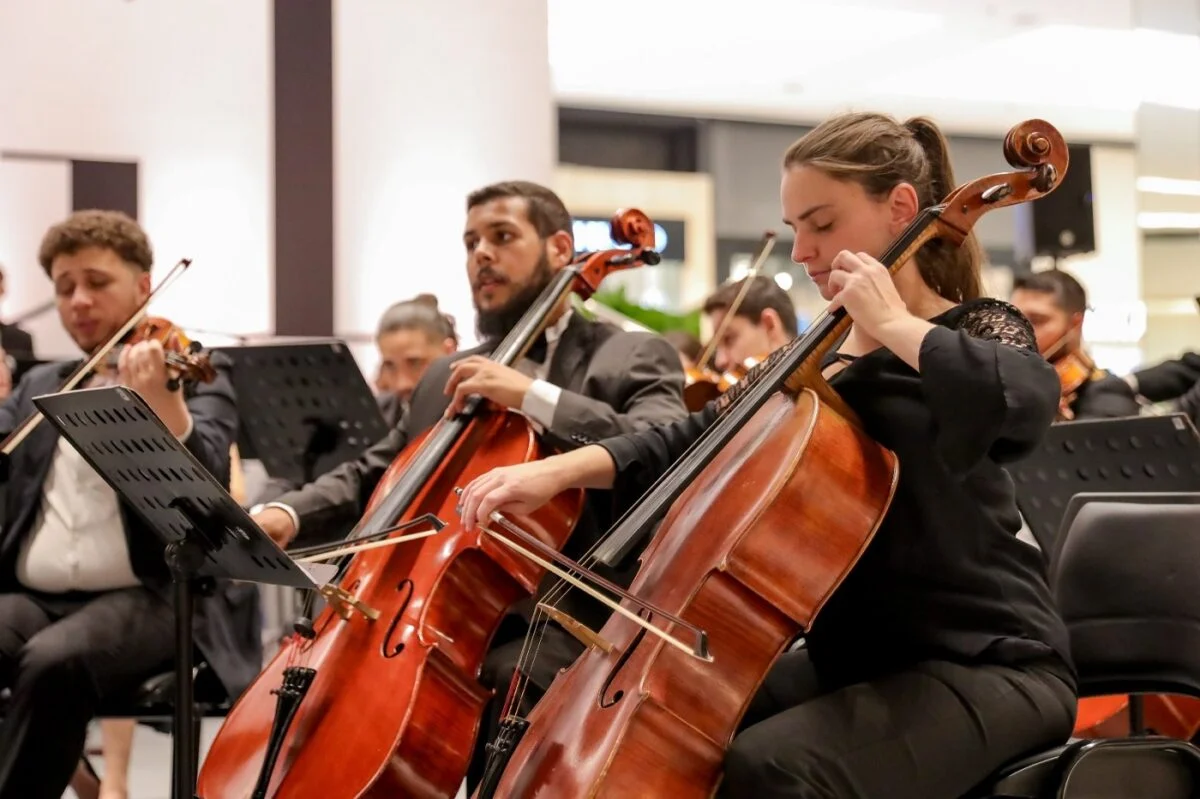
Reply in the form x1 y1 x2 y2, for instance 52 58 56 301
967 492 1200 798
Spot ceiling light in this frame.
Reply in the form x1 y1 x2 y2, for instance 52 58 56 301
1137 176 1200 196
774 272 794 291
1137 212 1200 229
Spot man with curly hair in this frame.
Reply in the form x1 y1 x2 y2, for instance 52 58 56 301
0 210 259 799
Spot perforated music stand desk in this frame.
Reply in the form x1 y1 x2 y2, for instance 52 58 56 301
31 385 334 799
214 339 389 487
1010 413 1200 555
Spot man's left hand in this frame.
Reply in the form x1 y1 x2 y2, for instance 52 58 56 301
444 356 533 417
118 340 192 437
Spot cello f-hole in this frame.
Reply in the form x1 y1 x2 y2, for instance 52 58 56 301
382 579 415 658
599 618 650 708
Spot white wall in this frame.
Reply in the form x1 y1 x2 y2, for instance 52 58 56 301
333 0 555 377
1047 146 1143 375
0 0 272 358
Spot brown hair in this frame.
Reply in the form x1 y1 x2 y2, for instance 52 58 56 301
466 180 573 245
38 209 153 276
782 112 983 303
377 293 459 344
662 329 703 363
703 275 799 337
1013 269 1087 315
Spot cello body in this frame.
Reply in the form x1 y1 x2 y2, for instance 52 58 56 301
196 408 584 799
487 388 898 797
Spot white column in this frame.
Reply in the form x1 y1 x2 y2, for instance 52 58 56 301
334 0 555 375
0 0 273 356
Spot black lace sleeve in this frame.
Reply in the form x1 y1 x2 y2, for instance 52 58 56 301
918 298 1060 472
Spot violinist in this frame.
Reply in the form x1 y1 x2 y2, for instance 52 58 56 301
703 274 797 372
0 210 258 799
249 180 688 791
1009 269 1139 419
460 113 1077 799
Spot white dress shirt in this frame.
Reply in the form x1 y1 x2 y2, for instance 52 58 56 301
16 375 195 593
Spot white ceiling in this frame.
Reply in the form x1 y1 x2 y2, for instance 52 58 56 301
547 0 1200 142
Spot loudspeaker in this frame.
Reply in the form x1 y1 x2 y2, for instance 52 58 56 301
1023 143 1096 259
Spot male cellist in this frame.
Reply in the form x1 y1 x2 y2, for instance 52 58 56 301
249 180 688 792
1009 269 1140 419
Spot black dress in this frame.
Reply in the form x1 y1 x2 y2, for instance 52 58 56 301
595 298 1078 799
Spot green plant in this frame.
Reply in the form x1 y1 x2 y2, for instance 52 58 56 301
588 286 702 337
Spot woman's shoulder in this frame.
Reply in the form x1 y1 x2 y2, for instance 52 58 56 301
938 298 1039 352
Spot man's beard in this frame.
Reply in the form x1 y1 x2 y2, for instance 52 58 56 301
475 252 555 341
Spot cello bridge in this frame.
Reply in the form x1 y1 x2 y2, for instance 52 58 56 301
536 602 614 653
320 584 380 622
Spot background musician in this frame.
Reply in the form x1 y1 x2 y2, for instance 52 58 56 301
1125 350 1200 426
0 265 36 400
0 211 259 799
248 180 687 793
702 274 797 372
460 113 1077 799
373 293 459 427
1009 269 1140 419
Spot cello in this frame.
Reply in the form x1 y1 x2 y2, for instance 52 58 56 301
471 120 1069 798
194 209 662 799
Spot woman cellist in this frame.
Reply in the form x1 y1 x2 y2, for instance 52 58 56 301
459 112 1077 798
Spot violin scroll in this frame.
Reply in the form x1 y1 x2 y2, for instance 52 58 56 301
572 208 661 298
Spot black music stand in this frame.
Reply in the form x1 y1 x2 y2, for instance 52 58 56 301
215 339 389 487
1010 413 1200 555
31 385 332 799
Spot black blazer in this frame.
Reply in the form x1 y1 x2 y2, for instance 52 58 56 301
0 354 263 698
274 313 689 632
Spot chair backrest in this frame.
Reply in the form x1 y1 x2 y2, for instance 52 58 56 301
1051 492 1200 697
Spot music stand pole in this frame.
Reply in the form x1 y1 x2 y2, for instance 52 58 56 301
30 386 335 799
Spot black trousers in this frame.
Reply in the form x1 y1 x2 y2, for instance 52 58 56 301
0 587 175 799
465 623 583 794
717 648 1077 799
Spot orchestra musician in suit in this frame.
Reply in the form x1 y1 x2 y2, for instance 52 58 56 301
373 293 459 428
248 180 688 792
1009 269 1140 419
1126 350 1200 427
0 210 258 799
0 264 37 400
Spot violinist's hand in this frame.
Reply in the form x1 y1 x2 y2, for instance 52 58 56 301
444 356 533 418
826 251 910 337
458 459 569 532
252 506 298 548
118 340 191 438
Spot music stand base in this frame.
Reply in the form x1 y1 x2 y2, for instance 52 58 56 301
165 538 205 799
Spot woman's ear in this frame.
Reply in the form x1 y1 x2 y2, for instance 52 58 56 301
887 182 921 235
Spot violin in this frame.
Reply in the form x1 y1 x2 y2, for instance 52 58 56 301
474 120 1069 798
95 316 215 389
195 209 662 799
1047 339 1100 421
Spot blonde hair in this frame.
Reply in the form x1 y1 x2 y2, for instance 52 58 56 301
783 112 983 303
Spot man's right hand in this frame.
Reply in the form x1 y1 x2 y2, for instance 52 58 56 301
253 506 298 548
